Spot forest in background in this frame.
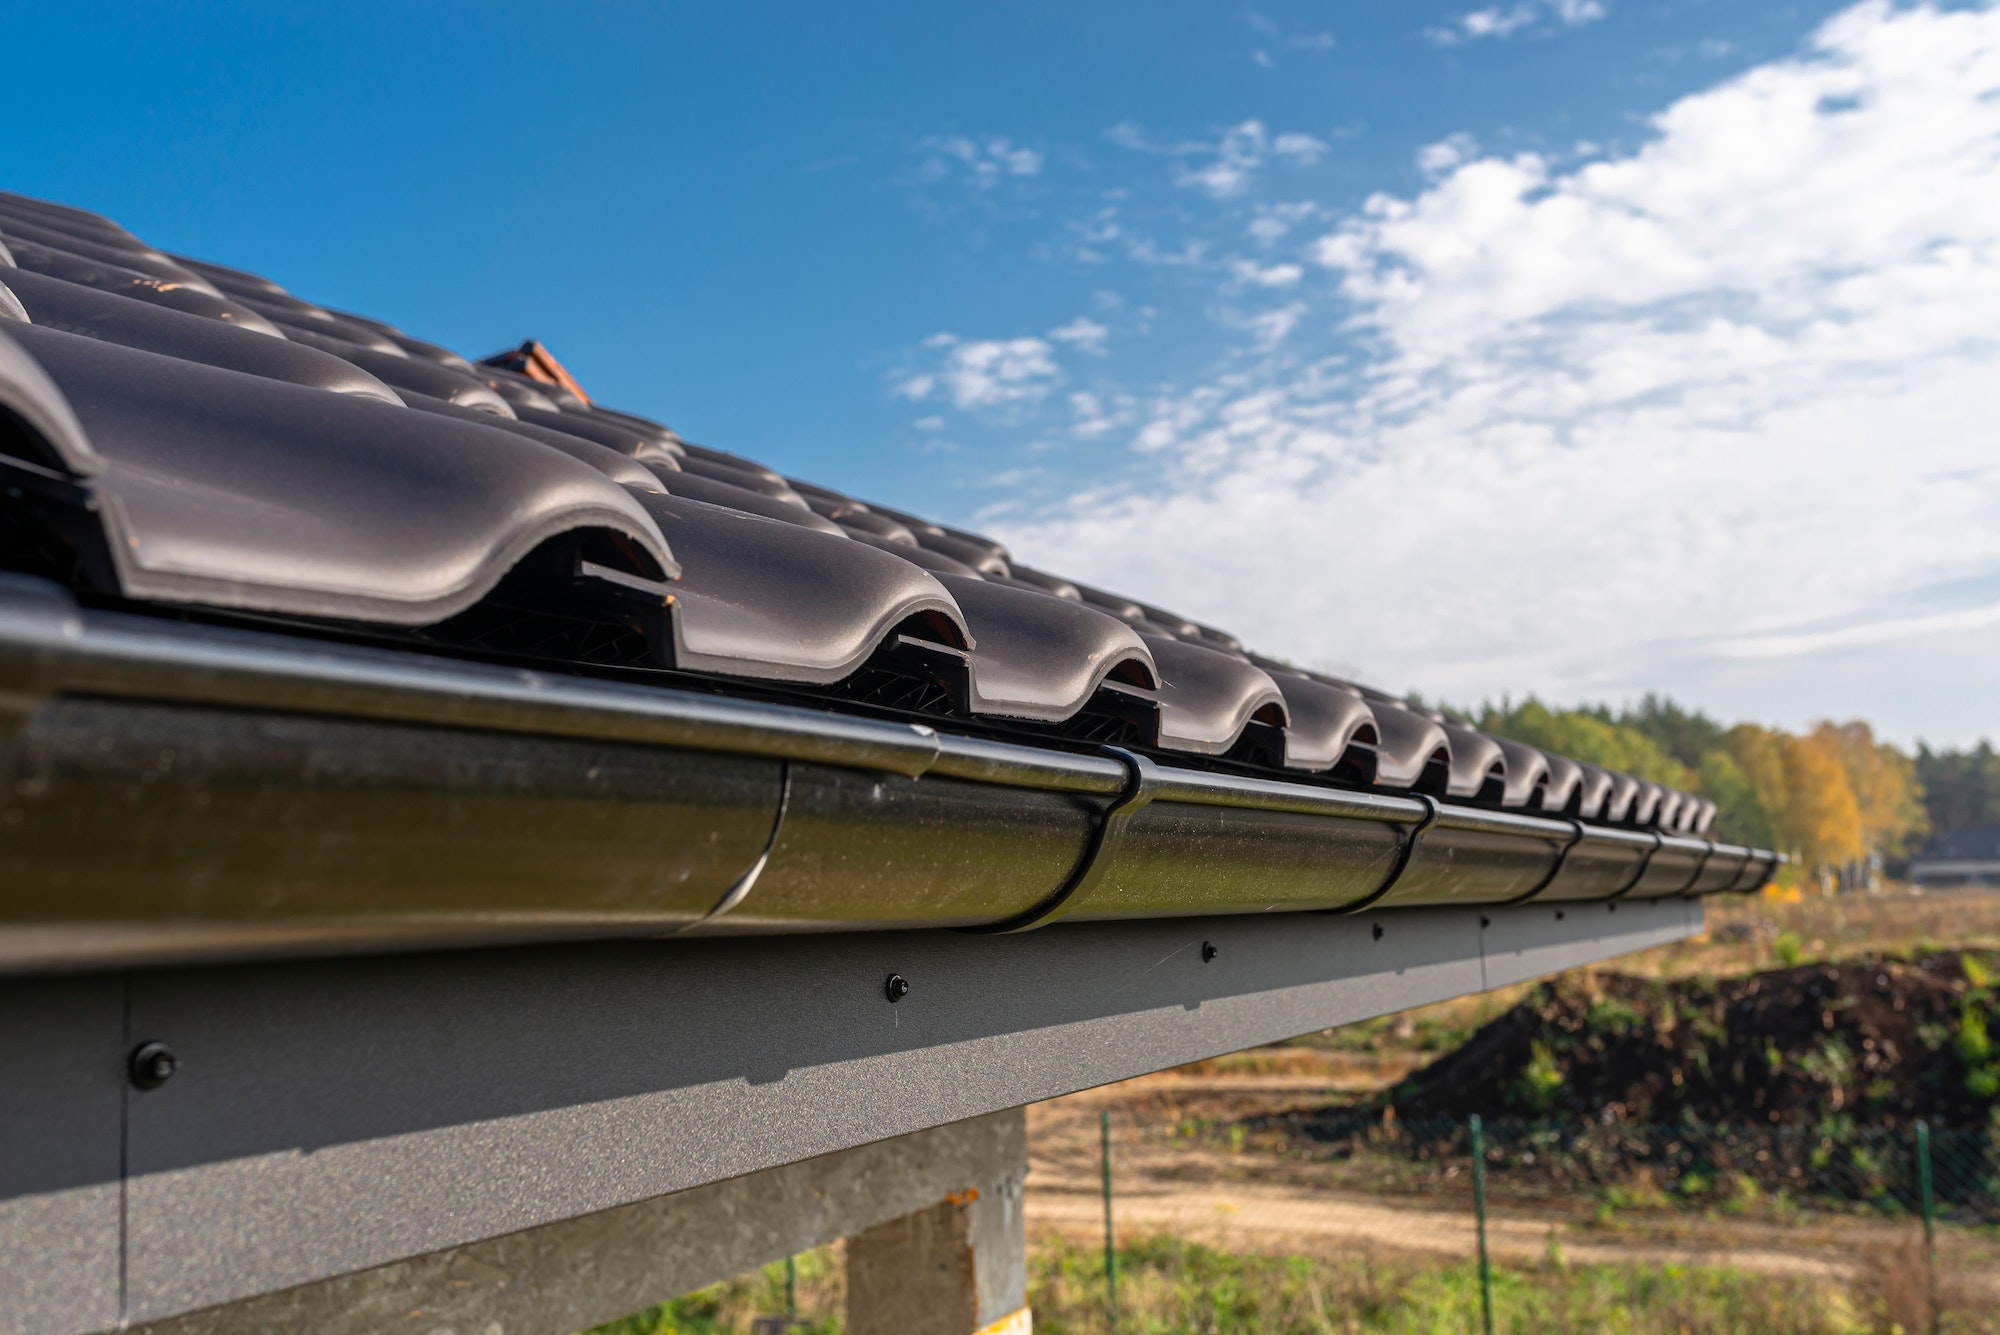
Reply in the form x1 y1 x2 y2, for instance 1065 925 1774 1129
1470 695 1992 881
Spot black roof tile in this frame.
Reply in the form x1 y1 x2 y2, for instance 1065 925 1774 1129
1 318 675 623
2 263 402 402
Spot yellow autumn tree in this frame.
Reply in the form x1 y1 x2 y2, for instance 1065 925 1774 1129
1816 720 1928 861
1781 729 1866 869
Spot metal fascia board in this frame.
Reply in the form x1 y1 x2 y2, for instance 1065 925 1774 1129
0 899 1697 1329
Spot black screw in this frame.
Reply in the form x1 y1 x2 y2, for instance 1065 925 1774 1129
884 973 910 1003
128 1041 177 1090
1371 923 1384 941
1200 941 1218 963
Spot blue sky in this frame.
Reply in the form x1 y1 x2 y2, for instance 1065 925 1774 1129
11 1 2000 746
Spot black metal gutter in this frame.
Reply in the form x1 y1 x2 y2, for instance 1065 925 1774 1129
0 577 1779 974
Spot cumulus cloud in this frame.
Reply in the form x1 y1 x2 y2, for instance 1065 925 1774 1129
898 334 1061 411
1415 133 1479 176
993 1 2000 739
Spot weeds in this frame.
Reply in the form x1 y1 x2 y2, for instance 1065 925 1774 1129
583 1247 843 1335
1026 1233 1866 1335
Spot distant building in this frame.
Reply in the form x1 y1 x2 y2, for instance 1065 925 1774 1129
1909 826 2000 888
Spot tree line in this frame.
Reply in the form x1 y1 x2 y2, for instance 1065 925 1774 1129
1473 695 1946 879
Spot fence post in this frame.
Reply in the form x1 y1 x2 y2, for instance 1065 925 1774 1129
1917 1120 1938 1335
1101 1108 1117 1333
1471 1115 1494 1335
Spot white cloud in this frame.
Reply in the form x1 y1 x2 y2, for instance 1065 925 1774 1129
1068 391 1137 439
918 134 1045 188
1246 302 1306 348
992 1 2000 743
1244 11 1336 64
1247 202 1319 245
898 334 1062 411
1049 317 1110 354
1112 119 1328 200
1416 133 1479 176
1230 259 1305 288
1431 0 1607 44
1175 121 1270 199
1272 132 1329 163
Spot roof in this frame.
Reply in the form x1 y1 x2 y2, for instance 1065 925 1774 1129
0 187 1722 840
1912 825 2000 867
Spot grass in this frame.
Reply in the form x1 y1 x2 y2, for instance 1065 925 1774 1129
1027 1233 1870 1335
581 1246 843 1335
580 1233 1909 1335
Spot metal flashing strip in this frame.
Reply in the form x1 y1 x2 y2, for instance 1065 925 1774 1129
0 583 949 779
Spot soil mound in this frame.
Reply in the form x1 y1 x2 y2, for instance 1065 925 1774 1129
1379 953 2000 1128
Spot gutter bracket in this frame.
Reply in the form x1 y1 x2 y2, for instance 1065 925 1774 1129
1605 829 1665 901
964 747 1158 934
1501 818 1585 906
1328 792 1440 916
1673 839 1716 899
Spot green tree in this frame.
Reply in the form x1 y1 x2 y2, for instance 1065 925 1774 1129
1621 694 1728 773
1915 741 2000 833
1696 750 1777 850
1479 698 1692 788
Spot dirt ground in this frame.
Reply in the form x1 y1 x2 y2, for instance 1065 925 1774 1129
1032 1087 1968 1279
1025 889 2000 1302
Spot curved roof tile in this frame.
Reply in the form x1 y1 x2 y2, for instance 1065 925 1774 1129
2 321 676 623
1144 635 1288 755
939 574 1155 723
632 492 968 683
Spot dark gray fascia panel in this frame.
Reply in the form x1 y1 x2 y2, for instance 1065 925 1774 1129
0 896 1697 1331
0 975 125 1335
